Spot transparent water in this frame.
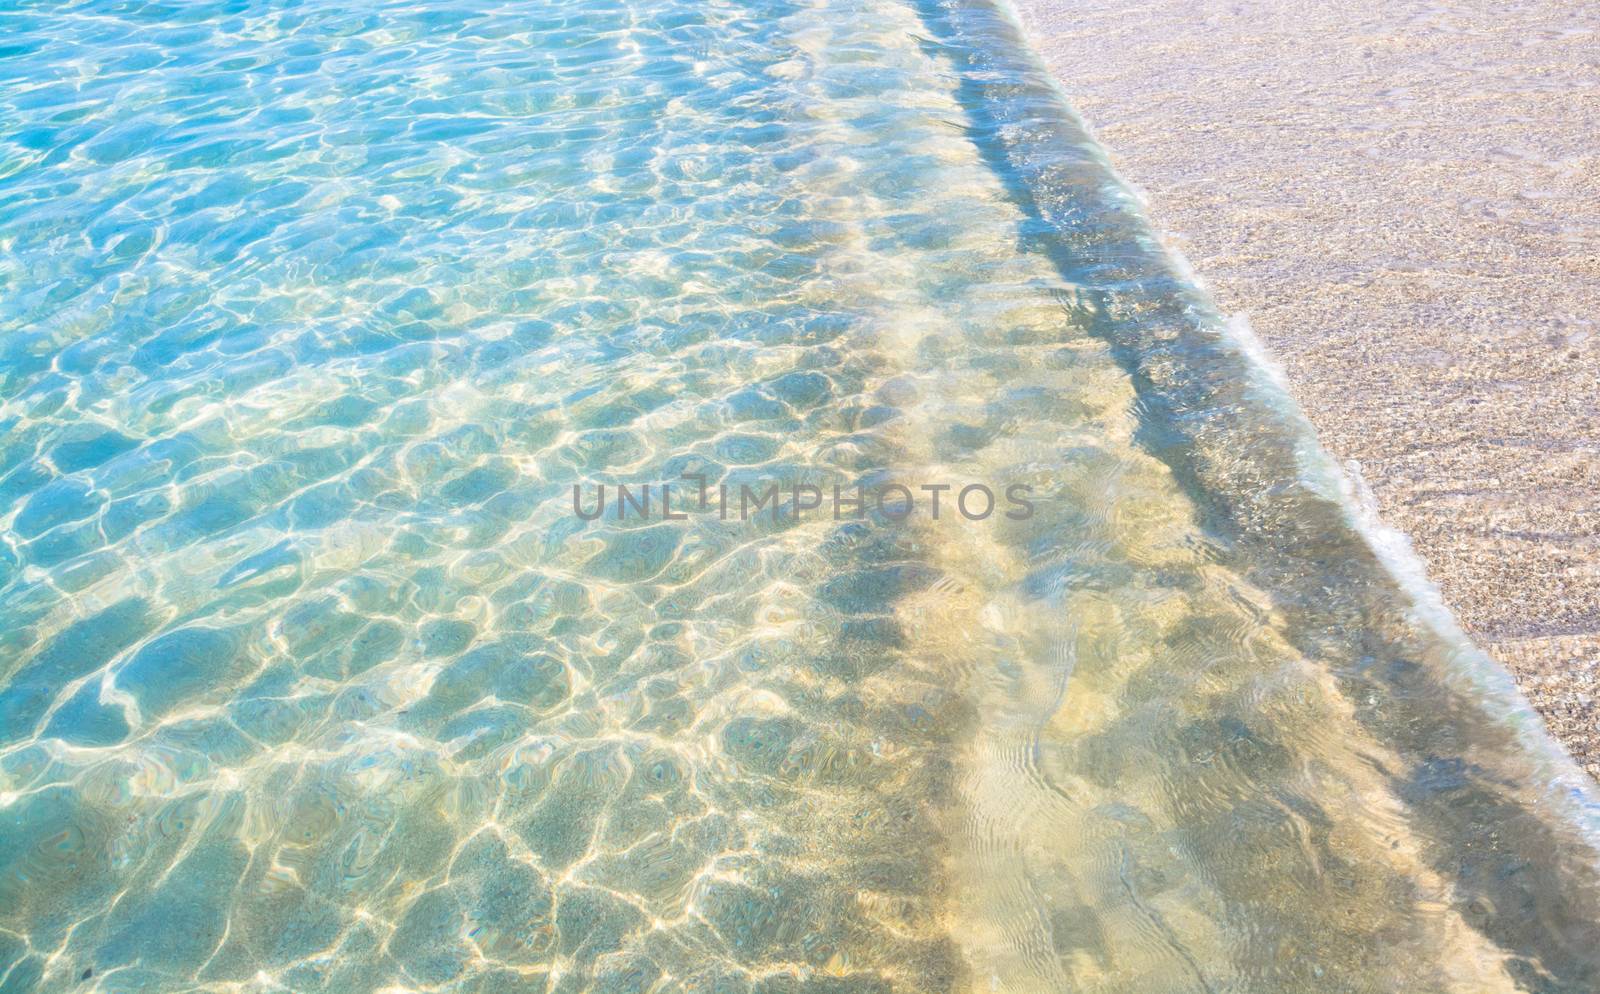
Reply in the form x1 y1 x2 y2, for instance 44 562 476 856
2 0 1599 992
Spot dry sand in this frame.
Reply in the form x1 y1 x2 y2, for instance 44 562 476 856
1005 0 1600 776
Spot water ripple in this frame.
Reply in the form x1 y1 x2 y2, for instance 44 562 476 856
2 0 1599 993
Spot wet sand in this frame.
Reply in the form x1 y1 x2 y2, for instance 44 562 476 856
1005 0 1600 777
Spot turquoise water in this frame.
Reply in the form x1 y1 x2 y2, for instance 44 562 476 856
3 0 1600 991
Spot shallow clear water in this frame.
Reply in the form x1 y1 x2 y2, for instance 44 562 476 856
2 0 1599 992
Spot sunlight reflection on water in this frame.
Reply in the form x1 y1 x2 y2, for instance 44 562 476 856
1 0 1598 992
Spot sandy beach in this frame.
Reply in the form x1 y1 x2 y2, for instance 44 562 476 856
1006 0 1600 776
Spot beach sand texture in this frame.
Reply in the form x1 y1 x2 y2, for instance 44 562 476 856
1006 0 1600 776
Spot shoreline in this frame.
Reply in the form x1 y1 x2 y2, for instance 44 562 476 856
1005 0 1600 777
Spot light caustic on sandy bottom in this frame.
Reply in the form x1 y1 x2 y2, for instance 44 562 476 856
1 0 1599 993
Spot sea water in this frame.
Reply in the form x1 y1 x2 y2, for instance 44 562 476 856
2 1 1598 992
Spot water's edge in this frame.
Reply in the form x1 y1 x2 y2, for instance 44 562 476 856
919 0 1600 988
973 0 1599 817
